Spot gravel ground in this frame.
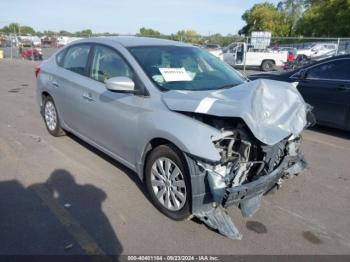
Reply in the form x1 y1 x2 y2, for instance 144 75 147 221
0 59 350 256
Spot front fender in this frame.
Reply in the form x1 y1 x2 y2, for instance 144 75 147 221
135 110 221 177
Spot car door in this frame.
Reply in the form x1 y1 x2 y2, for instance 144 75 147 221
295 58 350 128
223 44 237 66
78 44 145 166
50 44 92 132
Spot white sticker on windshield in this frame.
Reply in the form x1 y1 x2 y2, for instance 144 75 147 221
159 68 192 82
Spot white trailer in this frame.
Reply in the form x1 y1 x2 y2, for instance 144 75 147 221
223 42 288 71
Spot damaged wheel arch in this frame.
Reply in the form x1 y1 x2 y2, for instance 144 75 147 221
144 143 192 220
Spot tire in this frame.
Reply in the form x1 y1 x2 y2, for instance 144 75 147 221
261 60 274 72
43 96 65 137
145 144 191 220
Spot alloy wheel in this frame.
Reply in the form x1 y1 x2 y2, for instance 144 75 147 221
44 101 57 131
150 157 187 211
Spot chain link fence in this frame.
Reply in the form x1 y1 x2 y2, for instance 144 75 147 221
1 33 349 73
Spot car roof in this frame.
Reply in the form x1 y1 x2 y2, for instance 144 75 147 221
75 36 190 47
249 54 350 78
300 54 350 68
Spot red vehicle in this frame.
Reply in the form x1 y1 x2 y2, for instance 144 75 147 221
20 48 43 61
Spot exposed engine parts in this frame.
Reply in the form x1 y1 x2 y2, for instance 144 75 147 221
191 116 308 240
261 141 287 173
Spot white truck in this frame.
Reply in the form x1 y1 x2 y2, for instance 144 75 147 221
222 42 289 71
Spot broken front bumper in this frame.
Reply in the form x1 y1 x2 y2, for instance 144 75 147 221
222 155 306 216
186 152 307 240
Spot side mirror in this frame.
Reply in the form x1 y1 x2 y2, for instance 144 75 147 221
105 77 135 92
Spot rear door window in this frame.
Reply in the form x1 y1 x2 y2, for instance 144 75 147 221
63 44 91 76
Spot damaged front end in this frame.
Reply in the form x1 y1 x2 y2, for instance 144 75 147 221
162 79 315 239
185 116 310 240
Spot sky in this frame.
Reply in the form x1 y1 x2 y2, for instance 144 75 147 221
0 0 280 35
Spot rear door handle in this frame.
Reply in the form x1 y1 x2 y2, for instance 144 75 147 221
82 93 94 102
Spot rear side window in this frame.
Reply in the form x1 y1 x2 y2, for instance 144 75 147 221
307 59 350 81
56 49 66 66
63 45 91 76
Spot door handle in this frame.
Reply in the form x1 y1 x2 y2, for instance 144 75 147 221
52 81 59 87
336 86 350 91
82 93 94 102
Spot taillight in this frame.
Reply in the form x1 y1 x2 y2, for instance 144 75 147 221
35 66 41 78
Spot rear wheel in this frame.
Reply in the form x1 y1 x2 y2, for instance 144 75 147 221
145 144 191 220
43 96 65 137
261 60 275 72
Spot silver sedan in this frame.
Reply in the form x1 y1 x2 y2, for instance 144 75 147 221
36 36 312 239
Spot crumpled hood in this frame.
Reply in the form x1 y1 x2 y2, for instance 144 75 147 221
162 79 309 145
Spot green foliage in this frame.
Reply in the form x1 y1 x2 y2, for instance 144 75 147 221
138 27 161 36
0 23 35 34
174 30 202 44
296 0 350 37
241 0 350 37
59 30 72 36
277 0 304 36
204 34 244 47
2 23 20 34
75 29 92 37
19 26 35 34
239 2 290 36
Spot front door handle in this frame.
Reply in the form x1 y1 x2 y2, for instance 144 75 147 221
336 86 350 91
82 93 94 102
52 81 59 87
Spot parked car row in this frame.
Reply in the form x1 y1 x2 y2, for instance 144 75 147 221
0 34 82 48
20 48 43 61
297 43 338 59
202 41 348 72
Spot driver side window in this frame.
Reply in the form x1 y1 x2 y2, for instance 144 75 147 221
90 45 134 83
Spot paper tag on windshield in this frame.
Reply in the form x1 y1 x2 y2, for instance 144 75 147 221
159 68 192 82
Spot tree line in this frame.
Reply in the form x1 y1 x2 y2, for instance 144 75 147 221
240 0 350 37
0 23 242 47
1 0 349 46
0 23 94 37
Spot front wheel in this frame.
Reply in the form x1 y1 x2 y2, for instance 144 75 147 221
145 145 191 220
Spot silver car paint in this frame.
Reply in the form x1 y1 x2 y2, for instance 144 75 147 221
37 37 222 177
36 37 311 240
37 36 307 178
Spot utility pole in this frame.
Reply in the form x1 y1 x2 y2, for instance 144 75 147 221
336 38 340 56
243 37 248 75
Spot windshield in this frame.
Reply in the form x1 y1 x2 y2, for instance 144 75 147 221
128 46 245 91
